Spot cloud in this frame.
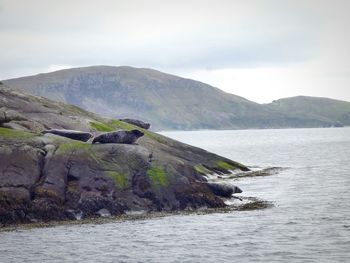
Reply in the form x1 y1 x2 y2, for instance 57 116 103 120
0 0 328 76
0 0 349 103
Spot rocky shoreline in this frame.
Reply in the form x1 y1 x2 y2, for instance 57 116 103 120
0 85 255 226
0 196 272 232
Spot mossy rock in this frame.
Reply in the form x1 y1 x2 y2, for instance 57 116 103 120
195 164 212 175
217 160 248 171
89 121 115 132
0 127 37 139
56 141 92 155
147 166 169 188
106 171 130 190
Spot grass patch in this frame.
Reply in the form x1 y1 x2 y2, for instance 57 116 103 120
143 130 167 143
90 121 114 132
194 164 212 175
56 141 91 154
147 166 169 187
217 160 249 171
90 119 137 132
108 120 136 131
217 161 238 171
0 127 36 139
106 171 129 189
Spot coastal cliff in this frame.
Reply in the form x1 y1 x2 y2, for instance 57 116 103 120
0 84 248 225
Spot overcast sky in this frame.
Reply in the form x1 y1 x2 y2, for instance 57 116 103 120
0 0 349 103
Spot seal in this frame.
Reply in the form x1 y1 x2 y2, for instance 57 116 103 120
42 129 93 142
92 129 144 144
206 182 242 198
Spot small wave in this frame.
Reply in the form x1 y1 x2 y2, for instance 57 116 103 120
225 196 274 211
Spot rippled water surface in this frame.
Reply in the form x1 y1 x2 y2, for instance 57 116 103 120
1 128 350 262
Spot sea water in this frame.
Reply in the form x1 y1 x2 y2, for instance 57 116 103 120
1 128 349 262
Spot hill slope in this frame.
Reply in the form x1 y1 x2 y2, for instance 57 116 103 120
267 96 350 127
3 66 350 130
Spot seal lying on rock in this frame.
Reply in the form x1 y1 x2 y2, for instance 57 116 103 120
207 182 242 198
92 129 144 144
119 118 151 130
42 129 93 142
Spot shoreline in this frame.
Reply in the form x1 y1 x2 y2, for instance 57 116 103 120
0 197 272 233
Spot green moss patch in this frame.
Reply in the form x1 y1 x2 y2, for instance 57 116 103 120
56 141 91 154
216 160 248 171
108 120 136 131
0 127 36 139
216 161 238 171
90 121 114 132
106 171 129 189
217 160 235 170
147 166 169 188
90 119 137 132
195 164 212 175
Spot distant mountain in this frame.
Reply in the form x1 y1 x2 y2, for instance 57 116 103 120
3 66 350 130
267 96 350 127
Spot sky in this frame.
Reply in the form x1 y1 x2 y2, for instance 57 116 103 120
0 0 349 103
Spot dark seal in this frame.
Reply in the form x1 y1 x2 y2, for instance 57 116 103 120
119 118 151 130
206 182 242 198
42 129 93 142
92 129 144 144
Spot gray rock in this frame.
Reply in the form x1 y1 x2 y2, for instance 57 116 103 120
97 208 111 217
2 121 30 131
0 187 31 203
0 108 26 124
0 145 43 188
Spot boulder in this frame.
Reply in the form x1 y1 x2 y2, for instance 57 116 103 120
0 109 27 124
0 145 43 189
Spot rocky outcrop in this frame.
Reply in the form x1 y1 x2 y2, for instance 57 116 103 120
0 85 248 226
0 132 232 225
119 118 151 130
0 108 27 125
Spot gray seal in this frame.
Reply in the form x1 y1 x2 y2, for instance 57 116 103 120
42 129 93 142
92 129 144 144
206 182 242 198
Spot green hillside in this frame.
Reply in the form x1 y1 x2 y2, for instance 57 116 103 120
3 66 350 130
